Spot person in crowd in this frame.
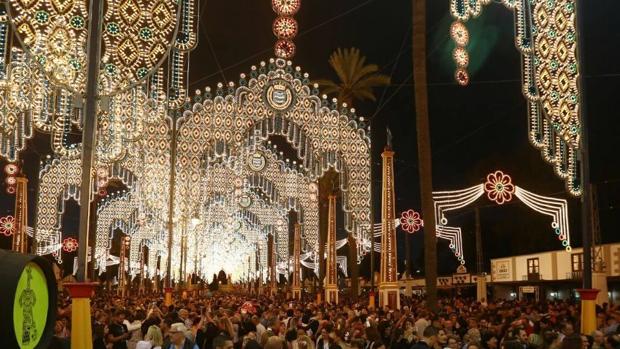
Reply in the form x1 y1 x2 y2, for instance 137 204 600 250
137 325 165 349
109 310 132 349
592 331 606 349
412 325 438 349
167 322 200 349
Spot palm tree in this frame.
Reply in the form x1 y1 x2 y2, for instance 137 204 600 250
315 48 391 106
315 48 388 300
412 0 438 311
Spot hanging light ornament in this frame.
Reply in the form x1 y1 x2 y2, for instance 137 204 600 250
400 209 423 233
4 163 18 194
450 20 470 86
62 237 78 253
484 170 515 205
272 16 298 40
448 0 584 196
272 0 301 16
0 215 15 236
272 0 300 59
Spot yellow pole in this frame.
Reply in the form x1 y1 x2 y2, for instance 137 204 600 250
577 289 599 334
369 291 375 310
65 282 98 349
164 287 173 307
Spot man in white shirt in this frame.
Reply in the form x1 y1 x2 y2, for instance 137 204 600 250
254 316 266 342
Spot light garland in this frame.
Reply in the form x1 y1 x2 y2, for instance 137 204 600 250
433 170 572 265
448 0 583 196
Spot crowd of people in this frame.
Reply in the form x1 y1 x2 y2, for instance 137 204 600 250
48 290 620 349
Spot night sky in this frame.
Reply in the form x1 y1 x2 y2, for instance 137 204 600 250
1 0 619 277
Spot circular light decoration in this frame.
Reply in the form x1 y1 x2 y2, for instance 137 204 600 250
273 17 298 40
62 237 78 253
4 163 18 175
6 186 16 194
248 152 267 172
455 68 470 86
96 168 108 178
5 176 17 186
0 215 16 236
274 39 296 60
272 0 301 16
450 21 469 47
400 209 423 233
453 47 469 68
484 170 515 205
232 220 242 231
239 195 252 208
308 182 318 192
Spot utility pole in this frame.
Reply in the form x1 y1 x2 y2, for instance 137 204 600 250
369 119 376 296
76 0 103 282
412 0 438 311
166 117 178 288
575 0 599 335
475 207 483 274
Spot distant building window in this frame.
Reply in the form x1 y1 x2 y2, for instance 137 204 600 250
527 258 540 274
572 253 584 272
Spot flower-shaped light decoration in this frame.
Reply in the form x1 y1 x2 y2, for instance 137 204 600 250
455 68 469 86
62 237 79 253
400 209 423 233
450 21 469 46
484 170 515 205
272 0 301 16
453 47 469 68
0 215 16 236
273 17 298 40
274 39 296 59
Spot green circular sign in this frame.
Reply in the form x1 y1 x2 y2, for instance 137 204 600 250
13 262 49 349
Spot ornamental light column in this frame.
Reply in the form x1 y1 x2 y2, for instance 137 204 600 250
12 176 28 253
292 223 302 300
268 233 276 296
379 142 399 310
325 194 338 304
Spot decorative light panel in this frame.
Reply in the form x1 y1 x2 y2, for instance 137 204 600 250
7 0 180 96
449 0 583 196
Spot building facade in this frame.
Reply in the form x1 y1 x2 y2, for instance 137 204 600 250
490 243 620 303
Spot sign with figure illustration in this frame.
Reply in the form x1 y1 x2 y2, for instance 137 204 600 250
0 250 57 349
492 259 513 282
13 262 49 348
